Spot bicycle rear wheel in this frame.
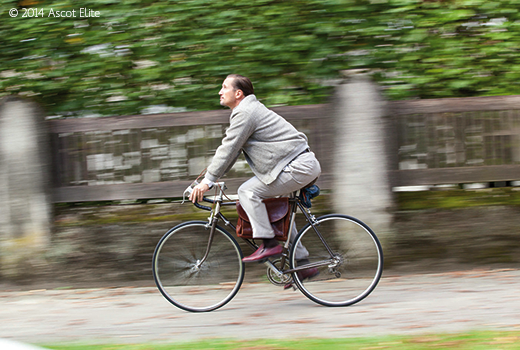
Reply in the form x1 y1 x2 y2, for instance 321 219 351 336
152 221 244 312
290 214 383 307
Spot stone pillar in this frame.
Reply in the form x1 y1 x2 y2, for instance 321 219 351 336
332 71 395 242
0 97 52 280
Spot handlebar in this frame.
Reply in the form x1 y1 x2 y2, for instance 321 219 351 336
183 181 236 211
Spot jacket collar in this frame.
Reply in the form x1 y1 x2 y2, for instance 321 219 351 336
233 94 257 111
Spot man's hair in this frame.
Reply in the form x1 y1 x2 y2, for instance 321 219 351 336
227 74 254 97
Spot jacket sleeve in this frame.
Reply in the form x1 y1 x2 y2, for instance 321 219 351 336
205 110 256 182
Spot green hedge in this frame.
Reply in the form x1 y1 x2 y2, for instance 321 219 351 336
1 0 519 117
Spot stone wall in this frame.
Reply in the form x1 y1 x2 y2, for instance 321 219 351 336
0 97 52 280
18 196 517 287
390 205 520 273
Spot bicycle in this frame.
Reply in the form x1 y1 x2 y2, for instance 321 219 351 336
152 181 383 312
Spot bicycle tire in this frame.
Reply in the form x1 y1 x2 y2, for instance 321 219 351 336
289 214 383 307
152 220 245 312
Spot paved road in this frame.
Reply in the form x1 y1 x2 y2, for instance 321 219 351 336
2 268 520 344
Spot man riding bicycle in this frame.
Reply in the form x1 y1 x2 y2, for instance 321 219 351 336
189 74 321 267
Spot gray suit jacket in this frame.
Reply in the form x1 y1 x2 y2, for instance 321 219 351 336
206 95 309 185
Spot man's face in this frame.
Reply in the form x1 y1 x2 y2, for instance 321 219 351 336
219 77 238 109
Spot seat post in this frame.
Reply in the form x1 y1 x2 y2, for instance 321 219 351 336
283 191 300 251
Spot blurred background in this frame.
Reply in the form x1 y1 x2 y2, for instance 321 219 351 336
1 0 520 285
2 0 519 117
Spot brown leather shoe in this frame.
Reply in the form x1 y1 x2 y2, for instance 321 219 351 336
242 244 283 263
284 267 319 290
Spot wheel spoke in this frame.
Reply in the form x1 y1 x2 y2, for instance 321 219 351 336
291 215 383 307
153 221 244 312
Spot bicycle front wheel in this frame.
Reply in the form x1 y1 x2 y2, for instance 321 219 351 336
152 221 244 312
290 214 383 307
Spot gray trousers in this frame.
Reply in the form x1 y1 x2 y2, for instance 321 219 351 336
237 151 321 259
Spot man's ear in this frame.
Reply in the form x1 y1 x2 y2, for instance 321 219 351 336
235 89 244 99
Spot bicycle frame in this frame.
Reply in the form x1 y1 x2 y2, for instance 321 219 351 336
192 182 339 276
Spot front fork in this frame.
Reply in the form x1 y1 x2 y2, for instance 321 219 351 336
196 201 221 268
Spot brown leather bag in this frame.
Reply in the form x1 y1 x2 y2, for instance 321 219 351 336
236 197 291 241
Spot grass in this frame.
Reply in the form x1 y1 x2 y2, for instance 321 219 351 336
54 188 520 227
53 187 520 227
41 331 520 350
397 187 520 210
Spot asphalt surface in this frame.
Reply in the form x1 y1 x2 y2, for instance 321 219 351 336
1 268 520 345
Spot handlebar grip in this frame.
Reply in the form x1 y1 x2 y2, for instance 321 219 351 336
193 201 212 211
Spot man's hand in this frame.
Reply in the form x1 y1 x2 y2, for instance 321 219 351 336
189 183 210 203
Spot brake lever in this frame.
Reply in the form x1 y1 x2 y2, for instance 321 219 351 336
181 181 198 204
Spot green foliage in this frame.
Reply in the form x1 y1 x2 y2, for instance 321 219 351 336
39 331 520 349
2 0 520 117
